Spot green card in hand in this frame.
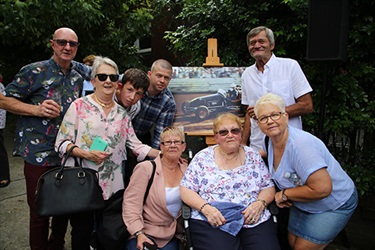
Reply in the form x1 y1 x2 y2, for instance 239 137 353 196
90 137 108 151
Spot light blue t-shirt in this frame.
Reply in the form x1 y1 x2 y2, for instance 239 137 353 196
82 80 94 96
267 126 354 213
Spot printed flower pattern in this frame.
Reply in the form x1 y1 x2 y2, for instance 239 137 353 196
181 145 274 227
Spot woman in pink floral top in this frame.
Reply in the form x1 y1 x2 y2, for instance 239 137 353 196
180 112 280 250
55 56 159 249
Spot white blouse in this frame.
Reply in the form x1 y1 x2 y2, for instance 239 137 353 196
165 186 182 218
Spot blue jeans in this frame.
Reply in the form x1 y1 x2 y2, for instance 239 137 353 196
189 218 280 250
126 237 179 250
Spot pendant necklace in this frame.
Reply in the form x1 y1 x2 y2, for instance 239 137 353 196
93 94 114 108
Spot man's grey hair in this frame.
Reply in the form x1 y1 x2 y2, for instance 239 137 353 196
246 26 275 47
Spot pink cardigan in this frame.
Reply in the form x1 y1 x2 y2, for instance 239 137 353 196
122 155 187 247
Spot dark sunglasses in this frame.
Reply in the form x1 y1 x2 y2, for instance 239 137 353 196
53 39 80 48
215 128 241 136
95 74 120 82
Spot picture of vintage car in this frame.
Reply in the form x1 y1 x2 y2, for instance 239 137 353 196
181 85 242 120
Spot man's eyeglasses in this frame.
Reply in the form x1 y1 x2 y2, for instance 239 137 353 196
160 140 185 146
95 74 120 82
53 39 80 48
215 128 241 136
256 112 285 124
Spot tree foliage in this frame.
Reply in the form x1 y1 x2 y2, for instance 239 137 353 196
164 0 308 66
0 0 374 196
0 0 154 81
162 0 375 196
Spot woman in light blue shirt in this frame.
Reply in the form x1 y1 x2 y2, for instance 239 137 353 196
254 93 357 250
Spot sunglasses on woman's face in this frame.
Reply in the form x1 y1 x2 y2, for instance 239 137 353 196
215 128 241 136
95 74 119 82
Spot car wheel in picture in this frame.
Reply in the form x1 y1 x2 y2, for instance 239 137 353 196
195 106 209 120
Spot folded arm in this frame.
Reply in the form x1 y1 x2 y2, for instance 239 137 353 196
285 93 314 118
180 186 226 227
1 92 61 118
275 168 332 207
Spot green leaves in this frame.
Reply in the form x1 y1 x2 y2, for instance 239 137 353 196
0 0 154 78
1 0 374 196
161 0 375 197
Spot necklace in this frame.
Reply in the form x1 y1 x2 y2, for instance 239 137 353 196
93 94 114 108
217 147 241 161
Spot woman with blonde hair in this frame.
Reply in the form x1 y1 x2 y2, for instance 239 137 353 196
254 93 357 250
124 126 188 250
180 112 279 250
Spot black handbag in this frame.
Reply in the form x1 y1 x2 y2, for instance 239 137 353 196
95 160 157 250
35 145 105 217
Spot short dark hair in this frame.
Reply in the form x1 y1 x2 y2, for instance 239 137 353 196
151 59 172 72
122 68 149 92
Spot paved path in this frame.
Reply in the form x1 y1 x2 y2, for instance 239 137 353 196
0 115 72 250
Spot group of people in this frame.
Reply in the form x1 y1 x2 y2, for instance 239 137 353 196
0 25 357 250
0 27 176 250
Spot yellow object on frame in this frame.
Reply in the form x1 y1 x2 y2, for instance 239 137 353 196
203 38 224 67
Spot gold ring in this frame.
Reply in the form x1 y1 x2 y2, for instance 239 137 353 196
214 223 217 227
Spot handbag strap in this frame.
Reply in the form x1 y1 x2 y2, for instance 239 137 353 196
61 145 79 167
143 160 156 204
263 135 281 216
57 139 72 157
263 136 270 168
56 145 80 179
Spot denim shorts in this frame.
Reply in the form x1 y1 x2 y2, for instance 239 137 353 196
288 188 358 244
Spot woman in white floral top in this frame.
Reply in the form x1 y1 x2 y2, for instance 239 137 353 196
55 56 159 249
180 112 280 250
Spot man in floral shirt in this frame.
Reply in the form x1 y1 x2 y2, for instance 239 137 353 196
0 27 90 250
0 74 10 188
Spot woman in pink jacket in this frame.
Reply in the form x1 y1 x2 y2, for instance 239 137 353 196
123 127 187 250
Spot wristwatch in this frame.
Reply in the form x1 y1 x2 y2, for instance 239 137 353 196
282 189 288 201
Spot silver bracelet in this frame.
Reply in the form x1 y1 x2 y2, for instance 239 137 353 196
134 230 145 237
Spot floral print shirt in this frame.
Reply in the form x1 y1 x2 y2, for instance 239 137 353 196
180 145 274 227
55 95 151 200
4 58 87 166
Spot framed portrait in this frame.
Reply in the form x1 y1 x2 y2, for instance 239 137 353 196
169 66 246 136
